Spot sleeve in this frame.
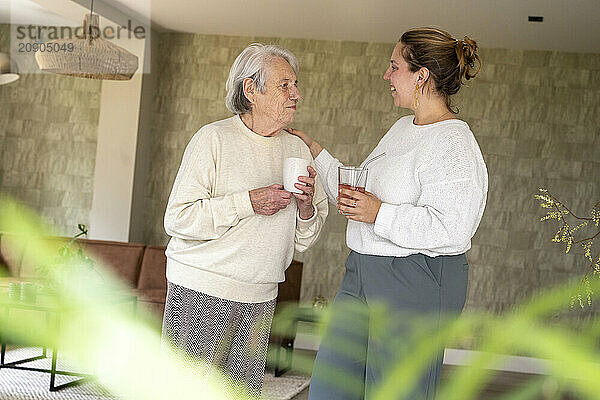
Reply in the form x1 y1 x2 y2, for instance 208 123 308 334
373 130 482 252
313 148 343 205
294 170 329 252
163 127 255 241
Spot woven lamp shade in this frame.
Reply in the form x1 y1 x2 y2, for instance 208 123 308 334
35 14 138 80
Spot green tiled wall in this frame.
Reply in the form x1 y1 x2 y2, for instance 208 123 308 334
0 24 100 235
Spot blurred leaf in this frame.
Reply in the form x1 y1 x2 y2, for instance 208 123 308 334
494 375 548 400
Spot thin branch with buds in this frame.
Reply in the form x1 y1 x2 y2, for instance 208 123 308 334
535 188 600 308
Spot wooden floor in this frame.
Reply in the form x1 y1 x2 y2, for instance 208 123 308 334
287 351 579 400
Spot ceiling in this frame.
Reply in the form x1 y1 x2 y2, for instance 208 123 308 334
0 0 73 26
2 0 600 53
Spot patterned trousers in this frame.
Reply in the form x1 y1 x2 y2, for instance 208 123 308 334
161 282 276 397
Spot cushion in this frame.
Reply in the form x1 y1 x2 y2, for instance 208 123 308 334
79 239 144 288
137 246 167 290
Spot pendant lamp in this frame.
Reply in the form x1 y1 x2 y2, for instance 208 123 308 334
34 0 138 80
0 52 19 85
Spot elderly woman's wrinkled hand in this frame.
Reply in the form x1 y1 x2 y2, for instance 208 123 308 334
293 166 317 220
337 189 382 224
250 184 292 216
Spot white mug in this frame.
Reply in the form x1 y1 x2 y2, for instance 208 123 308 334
283 157 311 194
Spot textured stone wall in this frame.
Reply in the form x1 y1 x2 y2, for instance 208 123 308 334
0 24 100 236
143 32 600 316
458 49 600 314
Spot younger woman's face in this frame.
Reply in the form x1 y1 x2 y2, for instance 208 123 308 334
383 43 420 109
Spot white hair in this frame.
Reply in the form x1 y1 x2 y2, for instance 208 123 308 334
225 43 299 115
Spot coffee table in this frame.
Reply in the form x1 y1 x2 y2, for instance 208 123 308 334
0 287 137 392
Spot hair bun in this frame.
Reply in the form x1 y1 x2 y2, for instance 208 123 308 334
399 27 482 113
455 36 480 81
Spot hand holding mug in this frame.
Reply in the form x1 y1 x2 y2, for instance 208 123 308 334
249 184 291 216
293 166 316 220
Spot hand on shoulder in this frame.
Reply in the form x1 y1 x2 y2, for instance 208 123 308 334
285 128 323 159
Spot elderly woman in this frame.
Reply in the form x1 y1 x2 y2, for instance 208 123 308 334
161 43 328 396
288 27 488 399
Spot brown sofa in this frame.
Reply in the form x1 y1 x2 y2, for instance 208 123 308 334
0 233 303 318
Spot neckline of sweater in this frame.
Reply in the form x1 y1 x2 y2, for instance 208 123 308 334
409 115 468 130
233 114 284 145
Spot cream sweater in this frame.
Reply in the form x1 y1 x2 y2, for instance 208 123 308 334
314 115 487 257
164 115 328 303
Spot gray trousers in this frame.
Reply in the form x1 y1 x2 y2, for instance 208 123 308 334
308 251 469 400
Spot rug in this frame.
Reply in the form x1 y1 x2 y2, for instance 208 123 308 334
0 347 309 400
262 372 310 400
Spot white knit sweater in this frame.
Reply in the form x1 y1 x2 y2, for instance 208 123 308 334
164 115 328 303
314 115 488 257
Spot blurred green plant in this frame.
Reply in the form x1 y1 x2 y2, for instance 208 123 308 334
274 274 600 400
34 223 96 294
0 198 255 399
2 196 600 399
535 188 600 307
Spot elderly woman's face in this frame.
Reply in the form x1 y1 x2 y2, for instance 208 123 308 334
252 57 301 128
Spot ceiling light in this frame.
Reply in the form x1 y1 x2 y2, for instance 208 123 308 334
0 52 19 85
34 1 138 80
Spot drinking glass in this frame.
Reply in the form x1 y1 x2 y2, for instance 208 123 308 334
338 166 368 212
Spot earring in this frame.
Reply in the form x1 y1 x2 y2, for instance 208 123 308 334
414 83 420 110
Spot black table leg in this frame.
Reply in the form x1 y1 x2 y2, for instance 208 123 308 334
42 311 51 358
1 342 5 366
49 347 57 391
0 305 8 366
